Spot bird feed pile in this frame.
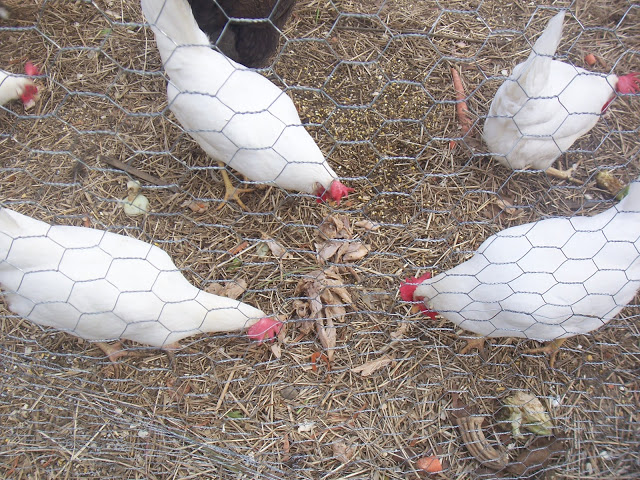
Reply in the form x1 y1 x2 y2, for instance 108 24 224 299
0 0 638 478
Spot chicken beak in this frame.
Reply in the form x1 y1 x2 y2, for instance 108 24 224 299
410 304 421 314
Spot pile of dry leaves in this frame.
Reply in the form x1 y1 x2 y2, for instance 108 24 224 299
291 214 378 367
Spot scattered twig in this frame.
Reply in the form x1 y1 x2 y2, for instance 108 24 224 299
99 155 180 192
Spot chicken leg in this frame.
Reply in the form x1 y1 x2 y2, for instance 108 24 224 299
96 341 183 376
545 161 582 185
523 338 567 368
459 335 488 356
217 162 253 210
96 341 129 376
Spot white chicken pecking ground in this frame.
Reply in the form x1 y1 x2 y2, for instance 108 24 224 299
483 10 639 181
140 0 353 209
401 177 640 367
0 63 39 108
0 208 283 372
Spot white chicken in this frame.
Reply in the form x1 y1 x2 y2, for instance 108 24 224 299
483 10 639 180
0 63 39 108
0 208 282 366
401 177 640 366
140 0 352 208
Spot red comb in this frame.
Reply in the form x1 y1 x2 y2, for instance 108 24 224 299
617 73 640 94
24 62 40 76
399 273 431 301
329 180 354 205
316 180 354 205
20 62 40 107
399 273 438 320
247 317 282 343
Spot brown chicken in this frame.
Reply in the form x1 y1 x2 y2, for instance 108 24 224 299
187 0 296 67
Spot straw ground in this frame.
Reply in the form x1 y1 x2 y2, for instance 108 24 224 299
0 0 638 478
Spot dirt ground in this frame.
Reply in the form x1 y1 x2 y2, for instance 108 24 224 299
0 0 639 478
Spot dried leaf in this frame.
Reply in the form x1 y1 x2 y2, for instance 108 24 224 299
495 196 518 215
221 279 247 300
342 242 369 262
503 391 553 439
276 316 288 342
280 386 298 400
255 242 270 257
316 240 342 261
297 421 315 433
325 304 346 320
309 295 323 318
332 442 355 464
351 355 393 376
316 318 336 361
324 285 352 305
182 200 208 213
204 282 224 295
354 219 380 231
390 322 409 340
319 216 338 238
270 342 282 358
262 236 292 259
311 351 330 371
205 279 247 299
294 268 353 360
416 455 443 473
282 433 291 462
319 215 353 240
298 321 315 336
164 378 192 405
507 437 565 476
293 299 310 318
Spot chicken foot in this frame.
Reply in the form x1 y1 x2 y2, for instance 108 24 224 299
216 162 253 210
459 335 488 356
96 341 183 376
523 338 567 368
545 162 582 185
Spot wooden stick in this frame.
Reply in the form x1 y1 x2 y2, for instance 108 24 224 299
98 155 180 193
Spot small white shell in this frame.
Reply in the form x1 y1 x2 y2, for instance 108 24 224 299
122 180 149 216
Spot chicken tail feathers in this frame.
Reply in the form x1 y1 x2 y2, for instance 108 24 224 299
0 208 49 239
531 10 565 58
0 208 48 259
141 0 210 51
0 209 20 238
511 10 566 97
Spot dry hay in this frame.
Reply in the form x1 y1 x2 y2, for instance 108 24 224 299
0 0 639 478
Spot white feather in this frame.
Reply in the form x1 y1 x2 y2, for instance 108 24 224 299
0 69 33 106
414 178 640 341
140 0 339 194
483 10 619 170
0 208 266 347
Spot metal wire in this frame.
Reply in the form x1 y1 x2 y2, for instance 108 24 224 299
1 0 639 478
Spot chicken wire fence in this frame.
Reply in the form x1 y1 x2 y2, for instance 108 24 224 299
1 0 639 478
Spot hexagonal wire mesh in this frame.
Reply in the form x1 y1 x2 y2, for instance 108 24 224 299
0 0 639 478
